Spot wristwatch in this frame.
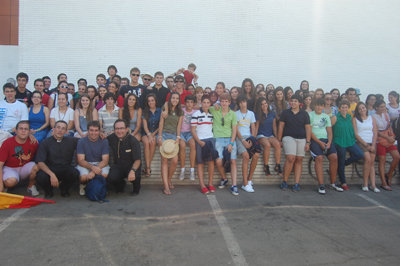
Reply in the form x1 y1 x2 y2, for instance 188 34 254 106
131 168 136 172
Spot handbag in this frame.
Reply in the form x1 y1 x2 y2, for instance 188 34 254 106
378 113 395 147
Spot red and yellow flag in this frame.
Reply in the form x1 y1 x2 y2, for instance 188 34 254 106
0 192 55 209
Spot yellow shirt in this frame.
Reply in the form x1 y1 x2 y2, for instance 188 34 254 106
348 102 357 117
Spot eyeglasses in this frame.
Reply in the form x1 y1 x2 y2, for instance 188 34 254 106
60 85 69 89
221 117 224 126
131 73 140 77
143 78 151 81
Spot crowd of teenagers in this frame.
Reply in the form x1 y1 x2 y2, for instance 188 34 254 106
0 63 399 200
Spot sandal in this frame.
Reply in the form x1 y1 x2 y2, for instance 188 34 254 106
145 168 151 177
380 185 392 191
163 189 171 195
274 164 282 174
385 174 392 186
264 165 271 176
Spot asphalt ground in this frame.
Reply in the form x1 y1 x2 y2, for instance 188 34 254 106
1 184 400 266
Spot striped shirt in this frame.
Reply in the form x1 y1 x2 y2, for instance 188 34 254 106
191 109 213 140
99 105 119 134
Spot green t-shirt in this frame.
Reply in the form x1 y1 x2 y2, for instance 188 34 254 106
309 111 331 139
209 107 237 138
333 113 355 147
163 111 181 134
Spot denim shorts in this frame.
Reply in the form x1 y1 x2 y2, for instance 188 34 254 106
162 132 177 141
215 137 237 160
181 132 193 143
236 135 250 155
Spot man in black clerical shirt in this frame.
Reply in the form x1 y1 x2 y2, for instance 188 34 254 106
107 119 141 194
36 120 79 198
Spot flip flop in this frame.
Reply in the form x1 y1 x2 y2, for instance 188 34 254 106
380 185 392 191
163 189 171 195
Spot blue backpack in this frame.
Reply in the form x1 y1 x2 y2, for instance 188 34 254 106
85 175 107 202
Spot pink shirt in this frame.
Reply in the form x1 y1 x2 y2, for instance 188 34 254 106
181 107 196 133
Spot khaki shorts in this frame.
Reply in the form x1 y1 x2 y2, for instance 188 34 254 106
282 136 306 157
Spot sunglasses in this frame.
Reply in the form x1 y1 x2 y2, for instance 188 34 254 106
131 73 140 77
60 85 69 89
143 78 151 81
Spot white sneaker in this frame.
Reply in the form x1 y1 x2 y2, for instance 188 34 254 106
362 186 369 192
248 180 253 187
189 171 195 181
372 187 380 193
27 185 39 197
79 184 86 196
179 170 185 180
241 184 255 193
318 185 326 195
330 184 344 192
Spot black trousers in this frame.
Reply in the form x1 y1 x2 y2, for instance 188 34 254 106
36 165 79 195
108 164 141 193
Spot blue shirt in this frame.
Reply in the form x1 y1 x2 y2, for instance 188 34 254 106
77 136 109 162
144 108 161 133
257 111 276 137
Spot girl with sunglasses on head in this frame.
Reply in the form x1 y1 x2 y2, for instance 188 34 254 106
48 81 74 110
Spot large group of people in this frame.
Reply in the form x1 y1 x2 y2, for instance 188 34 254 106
0 64 399 199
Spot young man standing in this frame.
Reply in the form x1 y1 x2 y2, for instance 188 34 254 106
191 95 216 194
119 67 146 99
309 98 342 194
42 76 51 95
166 75 192 106
165 76 175 91
36 120 79 198
278 94 311 192
141 72 169 108
15 72 32 106
76 121 110 195
235 95 259 192
210 93 239 195
33 78 50 107
0 83 29 133
107 119 141 195
0 121 39 196
346 88 357 117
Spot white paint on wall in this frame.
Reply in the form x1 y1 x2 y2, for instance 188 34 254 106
2 0 399 98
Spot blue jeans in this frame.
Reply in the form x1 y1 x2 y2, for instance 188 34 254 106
335 143 364 184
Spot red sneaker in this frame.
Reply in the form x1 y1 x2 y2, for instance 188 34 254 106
341 184 349 191
208 185 216 193
201 187 210 194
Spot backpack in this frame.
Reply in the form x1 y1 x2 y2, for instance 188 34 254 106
85 175 107 202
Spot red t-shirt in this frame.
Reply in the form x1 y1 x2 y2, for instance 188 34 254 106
117 95 124 108
42 93 50 107
183 70 194 85
166 89 192 105
0 136 38 167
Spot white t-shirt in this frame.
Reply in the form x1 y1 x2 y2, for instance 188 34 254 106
0 100 29 131
236 110 256 137
387 104 400 121
50 107 74 123
191 109 213 140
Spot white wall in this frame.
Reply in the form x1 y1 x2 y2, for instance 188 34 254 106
0 45 19 85
3 0 399 98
